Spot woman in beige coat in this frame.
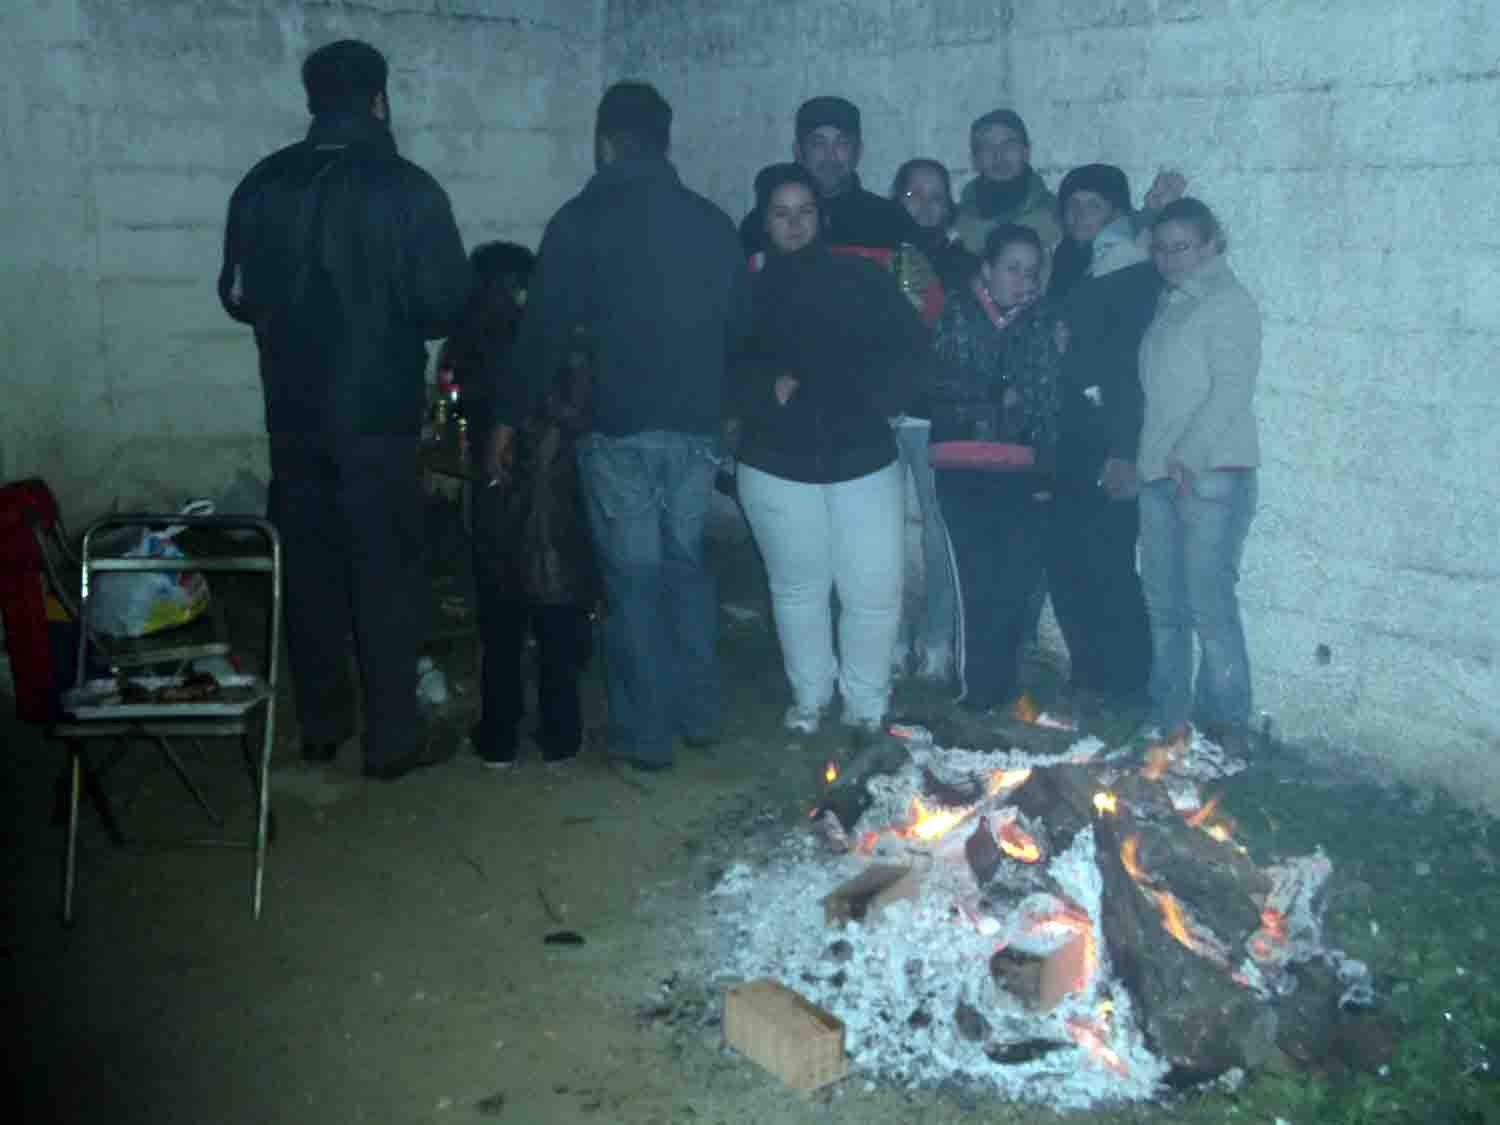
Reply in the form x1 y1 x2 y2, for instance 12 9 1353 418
1135 198 1261 751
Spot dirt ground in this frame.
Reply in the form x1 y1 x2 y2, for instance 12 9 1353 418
5 500 1497 1125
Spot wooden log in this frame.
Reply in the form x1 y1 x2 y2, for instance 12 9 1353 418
1093 816 1279 1074
812 738 912 832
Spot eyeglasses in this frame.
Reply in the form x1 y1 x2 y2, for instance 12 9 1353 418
1152 240 1204 257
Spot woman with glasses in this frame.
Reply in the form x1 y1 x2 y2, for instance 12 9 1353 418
1132 198 1262 752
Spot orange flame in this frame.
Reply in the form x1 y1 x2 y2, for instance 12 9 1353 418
1009 692 1041 724
997 821 1042 864
1154 888 1193 947
1185 795 1219 828
902 796 972 842
985 767 1033 796
1066 1016 1128 1076
855 831 879 856
1093 791 1118 815
1119 835 1146 882
1027 905 1099 996
824 760 839 785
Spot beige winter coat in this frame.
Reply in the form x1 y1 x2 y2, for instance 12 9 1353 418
1137 255 1261 482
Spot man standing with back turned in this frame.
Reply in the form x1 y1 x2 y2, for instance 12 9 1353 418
486 82 749 772
219 40 471 781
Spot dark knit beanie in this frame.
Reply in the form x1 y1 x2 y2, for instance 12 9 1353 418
302 40 388 116
1056 163 1133 219
754 162 821 212
970 108 1030 147
795 96 861 140
596 81 672 152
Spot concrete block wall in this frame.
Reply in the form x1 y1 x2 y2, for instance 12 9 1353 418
605 0 1500 806
1 0 603 523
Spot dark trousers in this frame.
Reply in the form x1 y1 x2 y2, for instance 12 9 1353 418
471 601 592 762
268 434 423 766
938 471 1048 710
1045 486 1151 698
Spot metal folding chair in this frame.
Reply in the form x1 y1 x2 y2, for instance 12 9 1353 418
51 513 282 923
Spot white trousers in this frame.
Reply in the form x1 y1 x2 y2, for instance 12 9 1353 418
737 461 905 723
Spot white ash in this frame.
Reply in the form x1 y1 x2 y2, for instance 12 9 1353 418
705 746 1171 1108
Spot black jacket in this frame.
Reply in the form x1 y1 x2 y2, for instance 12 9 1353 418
218 113 470 435
502 156 750 437
740 173 919 255
1054 261 1163 491
732 243 926 484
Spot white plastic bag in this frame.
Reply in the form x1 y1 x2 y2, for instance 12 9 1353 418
89 501 214 638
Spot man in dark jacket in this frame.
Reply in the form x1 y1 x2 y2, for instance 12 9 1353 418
487 82 750 771
219 40 471 781
739 96 919 255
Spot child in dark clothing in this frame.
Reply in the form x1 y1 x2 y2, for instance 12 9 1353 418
442 242 596 767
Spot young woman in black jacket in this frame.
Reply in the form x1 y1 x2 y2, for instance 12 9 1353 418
732 165 929 736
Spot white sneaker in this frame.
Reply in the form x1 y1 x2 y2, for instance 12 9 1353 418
783 705 824 735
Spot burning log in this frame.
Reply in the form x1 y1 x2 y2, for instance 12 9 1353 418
1011 763 1096 848
1093 816 1279 1075
811 736 911 833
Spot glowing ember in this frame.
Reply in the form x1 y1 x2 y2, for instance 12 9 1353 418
1009 692 1041 724
985 767 1033 796
1066 1016 1128 1077
1121 835 1232 966
902 796 972 842
1093 791 1118 815
855 831 879 855
1248 907 1289 963
1027 906 1099 996
1119 835 1146 882
824 761 839 785
1140 727 1189 780
997 821 1042 864
1184 795 1219 828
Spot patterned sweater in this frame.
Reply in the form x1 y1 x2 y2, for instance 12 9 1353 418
929 281 1063 473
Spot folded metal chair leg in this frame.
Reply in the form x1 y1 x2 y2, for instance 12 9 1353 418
152 734 222 826
62 741 81 926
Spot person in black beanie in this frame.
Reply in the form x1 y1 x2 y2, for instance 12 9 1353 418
739 96 917 254
219 39 471 781
1048 162 1186 302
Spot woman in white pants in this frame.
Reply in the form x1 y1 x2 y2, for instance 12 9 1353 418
731 165 930 735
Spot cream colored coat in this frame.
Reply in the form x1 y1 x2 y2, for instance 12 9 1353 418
1137 254 1261 482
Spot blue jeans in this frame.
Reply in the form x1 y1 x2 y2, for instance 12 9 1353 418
893 420 956 669
1139 470 1257 734
577 430 720 764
